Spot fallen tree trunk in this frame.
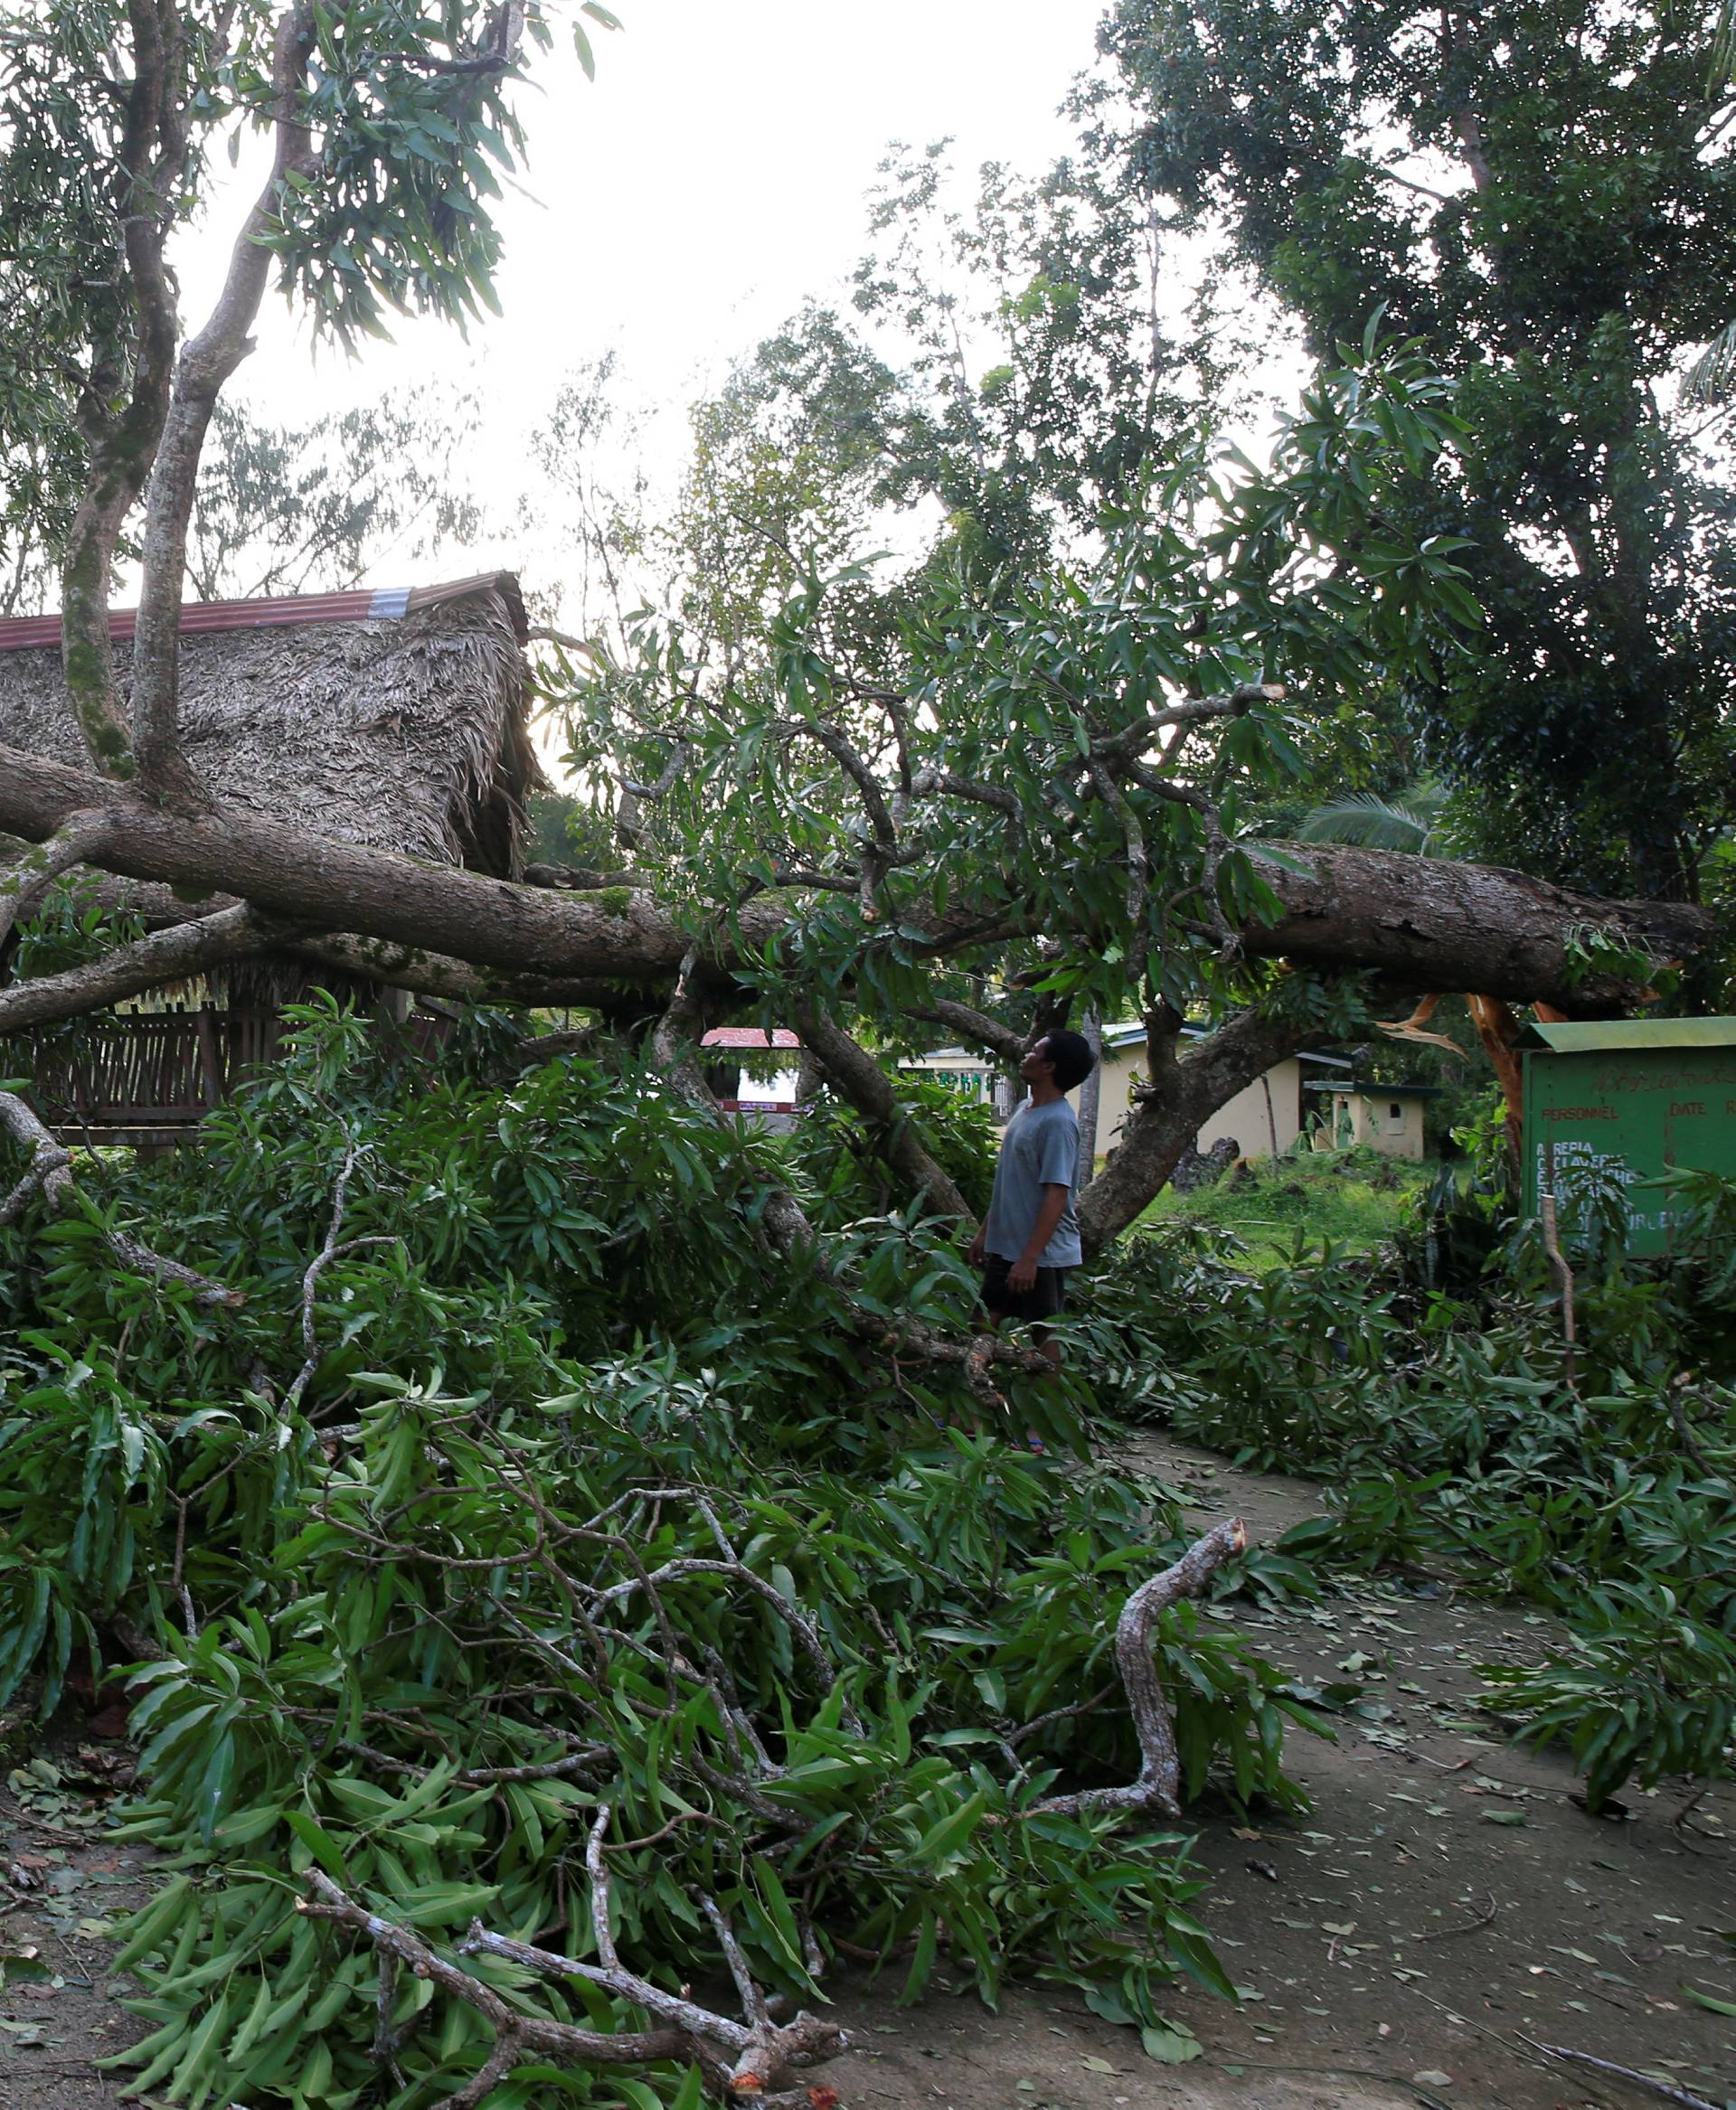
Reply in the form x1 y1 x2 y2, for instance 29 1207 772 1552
0 743 1712 1011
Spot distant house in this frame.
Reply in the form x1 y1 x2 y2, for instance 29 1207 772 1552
1307 1081 1440 1159
1 574 542 1144
702 1027 803 1128
903 1022 1352 1163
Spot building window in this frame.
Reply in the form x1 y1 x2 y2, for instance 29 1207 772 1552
1389 1102 1402 1122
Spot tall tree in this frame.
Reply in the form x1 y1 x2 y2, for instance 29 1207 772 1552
1099 0 1736 900
693 138 1200 593
187 387 482 600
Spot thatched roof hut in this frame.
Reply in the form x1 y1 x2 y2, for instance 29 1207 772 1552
0 571 542 878
0 573 545 1142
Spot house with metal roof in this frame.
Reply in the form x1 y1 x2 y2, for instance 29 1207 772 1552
0 575 542 1144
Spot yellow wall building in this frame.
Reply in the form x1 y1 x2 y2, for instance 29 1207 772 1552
902 1024 1356 1164
1309 1083 1437 1159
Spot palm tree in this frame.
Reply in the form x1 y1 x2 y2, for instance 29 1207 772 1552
1298 780 1450 856
1684 322 1736 410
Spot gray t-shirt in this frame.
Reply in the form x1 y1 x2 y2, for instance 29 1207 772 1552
984 1097 1082 1268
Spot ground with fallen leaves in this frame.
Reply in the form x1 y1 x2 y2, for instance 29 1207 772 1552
1 1435 1731 2110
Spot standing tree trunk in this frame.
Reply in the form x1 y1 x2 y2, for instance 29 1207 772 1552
1075 1010 1103 1183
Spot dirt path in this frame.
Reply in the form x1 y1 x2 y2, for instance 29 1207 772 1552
0 1736 155 2110
2 1439 1731 2110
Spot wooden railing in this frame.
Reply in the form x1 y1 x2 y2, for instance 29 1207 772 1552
11 1010 450 1144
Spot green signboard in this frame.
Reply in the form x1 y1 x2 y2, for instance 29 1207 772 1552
1520 1018 1736 1255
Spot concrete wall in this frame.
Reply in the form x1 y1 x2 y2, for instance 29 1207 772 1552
1079 1047 1303 1163
1326 1089 1426 1158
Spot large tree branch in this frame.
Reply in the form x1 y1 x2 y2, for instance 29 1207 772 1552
904 998 1029 1067
287 934 650 1015
1033 1518 1247 1820
0 901 288 1036
302 1803 846 2108
57 0 189 773
130 3 317 805
0 811 116 950
652 972 1050 1401
0 750 1714 1020
791 1001 976 1228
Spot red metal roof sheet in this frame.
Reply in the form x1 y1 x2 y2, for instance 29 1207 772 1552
0 571 526 655
702 1027 802 1050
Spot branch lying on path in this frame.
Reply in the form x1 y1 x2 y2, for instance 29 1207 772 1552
1520 2039 1723 2110
792 1000 976 1229
299 1869 691 2110
0 1090 241 1308
0 811 117 950
1034 1518 1247 1820
0 902 289 1035
301 1804 847 2110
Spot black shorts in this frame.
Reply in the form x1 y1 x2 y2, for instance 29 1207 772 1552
982 1254 1070 1323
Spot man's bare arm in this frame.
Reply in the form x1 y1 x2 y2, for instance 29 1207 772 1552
1008 1183 1071 1292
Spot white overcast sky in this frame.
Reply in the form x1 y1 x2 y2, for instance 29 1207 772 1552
193 0 1106 575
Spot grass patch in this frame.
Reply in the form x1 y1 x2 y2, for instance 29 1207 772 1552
1134 1146 1427 1267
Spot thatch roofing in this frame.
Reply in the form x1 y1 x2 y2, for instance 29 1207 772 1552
0 573 543 878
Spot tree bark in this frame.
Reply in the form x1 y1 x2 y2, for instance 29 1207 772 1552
129 5 316 805
0 744 1709 1013
1074 1010 1103 1177
1077 1007 1327 1256
791 1003 976 1227
1240 843 1706 1009
0 903 287 1035
55 0 190 775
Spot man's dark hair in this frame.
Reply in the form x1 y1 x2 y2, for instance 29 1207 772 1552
1039 1029 1097 1094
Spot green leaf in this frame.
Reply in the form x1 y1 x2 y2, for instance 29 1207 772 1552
1142 2023 1203 2063
904 1789 988 1867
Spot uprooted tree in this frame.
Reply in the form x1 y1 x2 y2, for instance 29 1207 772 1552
0 4 1724 2104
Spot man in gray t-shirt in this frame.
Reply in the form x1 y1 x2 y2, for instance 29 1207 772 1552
967 1028 1097 1368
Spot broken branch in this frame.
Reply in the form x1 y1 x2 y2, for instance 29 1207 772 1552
1034 1518 1248 1819
0 1088 241 1307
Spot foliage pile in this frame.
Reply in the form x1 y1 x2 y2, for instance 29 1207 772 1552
1096 1165 1736 1809
0 1007 1308 2108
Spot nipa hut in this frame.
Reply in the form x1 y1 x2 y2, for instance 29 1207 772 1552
0 573 543 1144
